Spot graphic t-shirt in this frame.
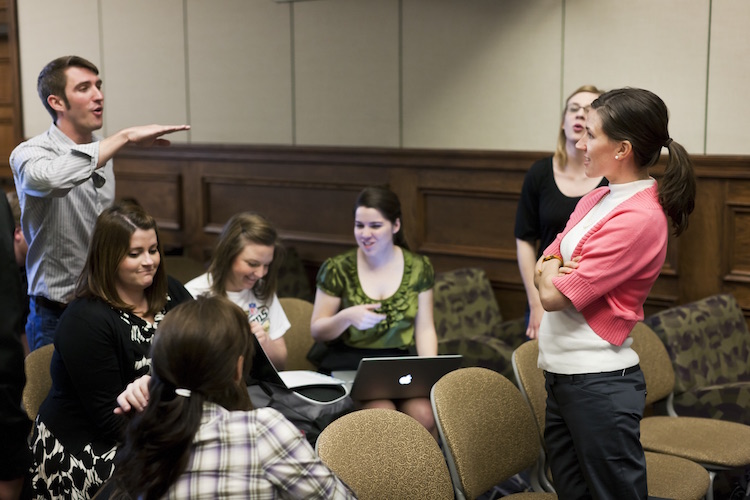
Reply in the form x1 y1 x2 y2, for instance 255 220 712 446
185 273 290 340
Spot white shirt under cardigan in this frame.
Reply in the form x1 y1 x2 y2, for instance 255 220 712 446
538 179 655 375
185 273 291 342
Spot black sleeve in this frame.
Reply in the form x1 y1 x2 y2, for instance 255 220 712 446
0 194 32 479
514 158 547 242
54 301 129 442
166 275 194 310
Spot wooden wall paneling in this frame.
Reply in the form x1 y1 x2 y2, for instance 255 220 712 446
180 161 205 262
111 145 750 325
723 198 750 308
113 158 185 253
0 0 22 182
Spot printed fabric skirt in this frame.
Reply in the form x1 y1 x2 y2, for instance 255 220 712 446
30 419 117 499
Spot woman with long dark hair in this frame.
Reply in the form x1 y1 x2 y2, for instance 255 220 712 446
310 186 438 436
534 87 696 498
30 201 193 498
111 296 355 499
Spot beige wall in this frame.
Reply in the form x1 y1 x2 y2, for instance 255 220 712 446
16 0 750 154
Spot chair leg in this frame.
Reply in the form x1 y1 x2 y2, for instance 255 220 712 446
705 470 715 500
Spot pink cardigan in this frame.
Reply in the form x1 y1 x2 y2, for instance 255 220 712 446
543 184 667 346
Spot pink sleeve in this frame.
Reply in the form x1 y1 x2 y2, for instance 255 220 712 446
551 208 667 311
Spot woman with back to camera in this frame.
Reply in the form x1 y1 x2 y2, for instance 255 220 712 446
535 87 696 499
515 85 607 340
110 296 355 499
185 212 290 369
310 186 438 436
30 201 193 498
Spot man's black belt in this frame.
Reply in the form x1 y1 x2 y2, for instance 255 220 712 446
32 295 68 311
544 364 640 383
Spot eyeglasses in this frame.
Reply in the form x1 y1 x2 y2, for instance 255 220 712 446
566 104 591 114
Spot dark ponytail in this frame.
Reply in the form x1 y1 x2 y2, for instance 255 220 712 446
111 296 254 499
592 88 696 236
111 380 205 500
659 140 696 236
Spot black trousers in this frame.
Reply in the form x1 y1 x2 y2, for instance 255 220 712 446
544 367 648 500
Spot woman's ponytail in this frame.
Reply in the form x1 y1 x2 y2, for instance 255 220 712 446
659 140 696 236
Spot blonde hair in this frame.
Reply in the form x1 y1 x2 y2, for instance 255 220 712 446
553 85 605 168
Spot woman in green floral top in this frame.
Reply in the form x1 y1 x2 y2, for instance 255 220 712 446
311 186 438 436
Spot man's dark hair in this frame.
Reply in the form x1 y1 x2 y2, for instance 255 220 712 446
37 56 99 122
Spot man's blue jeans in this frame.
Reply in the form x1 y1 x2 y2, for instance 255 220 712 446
26 297 65 351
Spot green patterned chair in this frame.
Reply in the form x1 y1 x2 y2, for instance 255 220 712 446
276 246 314 302
643 294 750 426
433 268 524 381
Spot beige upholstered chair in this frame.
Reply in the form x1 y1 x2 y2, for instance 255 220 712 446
315 408 453 500
278 297 316 371
22 344 55 422
631 322 750 500
512 339 711 500
431 367 556 500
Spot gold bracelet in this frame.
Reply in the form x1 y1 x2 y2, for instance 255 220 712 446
538 255 563 275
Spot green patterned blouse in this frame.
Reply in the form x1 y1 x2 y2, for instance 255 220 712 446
316 248 435 350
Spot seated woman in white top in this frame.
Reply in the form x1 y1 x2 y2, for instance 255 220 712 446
185 212 290 368
109 295 355 499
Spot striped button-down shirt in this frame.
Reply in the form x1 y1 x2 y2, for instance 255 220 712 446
165 403 356 499
10 123 115 303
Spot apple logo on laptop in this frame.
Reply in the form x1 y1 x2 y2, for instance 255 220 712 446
399 374 413 385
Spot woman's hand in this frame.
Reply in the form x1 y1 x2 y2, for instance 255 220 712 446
559 256 582 274
345 303 387 330
526 302 545 339
311 289 386 341
250 320 270 345
535 255 580 312
114 375 151 414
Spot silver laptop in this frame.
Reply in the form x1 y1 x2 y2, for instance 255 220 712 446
348 355 463 401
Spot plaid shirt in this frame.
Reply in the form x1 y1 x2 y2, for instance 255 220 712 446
165 402 356 499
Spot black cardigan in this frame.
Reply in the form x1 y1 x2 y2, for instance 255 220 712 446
38 276 192 454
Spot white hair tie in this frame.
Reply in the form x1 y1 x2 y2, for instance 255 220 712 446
175 388 192 398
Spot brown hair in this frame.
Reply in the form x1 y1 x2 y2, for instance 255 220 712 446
112 296 254 499
75 200 168 314
553 85 605 168
591 88 696 236
37 55 100 122
208 212 285 300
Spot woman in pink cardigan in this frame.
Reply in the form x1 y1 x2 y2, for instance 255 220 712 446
534 88 696 499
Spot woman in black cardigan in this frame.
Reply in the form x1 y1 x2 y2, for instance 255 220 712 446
30 201 192 499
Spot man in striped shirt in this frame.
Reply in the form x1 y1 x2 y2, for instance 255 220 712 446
10 55 190 351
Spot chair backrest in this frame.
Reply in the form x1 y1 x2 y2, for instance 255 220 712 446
643 294 750 393
316 408 453 500
278 297 316 371
512 340 547 438
433 268 503 343
629 322 676 405
431 367 540 499
276 247 314 302
23 344 55 421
